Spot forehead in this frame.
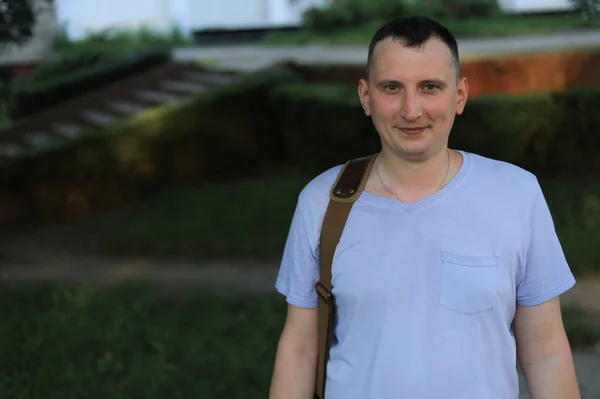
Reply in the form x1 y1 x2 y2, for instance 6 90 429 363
369 36 455 79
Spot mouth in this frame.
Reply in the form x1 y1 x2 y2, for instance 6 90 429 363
398 127 428 136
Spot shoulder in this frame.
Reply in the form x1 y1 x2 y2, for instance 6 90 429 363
464 151 541 198
296 164 344 213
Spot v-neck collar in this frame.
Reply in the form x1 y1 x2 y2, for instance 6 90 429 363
359 150 471 213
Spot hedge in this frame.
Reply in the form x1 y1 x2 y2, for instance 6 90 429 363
9 49 171 120
270 82 600 177
1 69 599 228
0 66 303 228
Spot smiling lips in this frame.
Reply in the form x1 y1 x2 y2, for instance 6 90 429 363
398 126 428 135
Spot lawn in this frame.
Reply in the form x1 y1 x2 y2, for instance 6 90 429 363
0 283 285 399
50 168 314 261
0 282 597 399
263 14 595 46
38 170 600 276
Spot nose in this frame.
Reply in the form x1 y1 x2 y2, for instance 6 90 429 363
400 90 422 121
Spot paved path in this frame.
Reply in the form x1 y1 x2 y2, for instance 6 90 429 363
172 29 600 71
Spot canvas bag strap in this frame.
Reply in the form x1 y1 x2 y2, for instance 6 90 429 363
314 154 377 399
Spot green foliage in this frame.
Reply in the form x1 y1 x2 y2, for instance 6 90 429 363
9 49 170 119
26 49 110 85
0 284 286 399
568 0 599 25
429 0 501 19
2 71 599 270
269 82 600 178
54 25 193 54
0 0 35 50
302 0 407 33
40 171 600 275
55 170 312 260
301 0 501 33
0 66 303 228
264 14 590 45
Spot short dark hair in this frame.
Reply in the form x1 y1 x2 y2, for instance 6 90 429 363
366 16 460 80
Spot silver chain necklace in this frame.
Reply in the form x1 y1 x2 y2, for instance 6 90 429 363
375 149 452 203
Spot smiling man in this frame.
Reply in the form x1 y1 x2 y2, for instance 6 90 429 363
269 16 580 399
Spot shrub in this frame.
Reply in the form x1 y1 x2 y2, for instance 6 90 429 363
434 0 501 19
9 50 170 120
0 66 303 227
301 0 501 33
270 82 600 177
302 0 407 33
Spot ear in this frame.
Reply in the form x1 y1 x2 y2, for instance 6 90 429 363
456 77 469 115
358 78 371 116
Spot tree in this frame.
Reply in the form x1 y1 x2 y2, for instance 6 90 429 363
0 0 36 53
568 0 599 24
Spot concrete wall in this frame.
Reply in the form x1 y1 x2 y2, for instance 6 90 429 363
0 0 58 65
54 0 333 38
55 0 174 40
500 0 573 13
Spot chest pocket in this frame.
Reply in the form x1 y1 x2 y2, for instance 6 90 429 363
439 252 499 315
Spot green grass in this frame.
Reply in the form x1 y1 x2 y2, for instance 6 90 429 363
0 283 597 399
263 15 595 46
0 101 11 131
61 169 314 261
54 25 194 54
0 283 286 399
542 178 600 277
48 171 600 276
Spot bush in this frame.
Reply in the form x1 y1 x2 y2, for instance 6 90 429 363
25 49 109 84
270 82 600 177
0 66 303 227
302 0 407 33
1 69 599 228
434 0 501 19
301 0 501 33
9 49 171 120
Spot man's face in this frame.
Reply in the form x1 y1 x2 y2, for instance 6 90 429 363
358 36 469 161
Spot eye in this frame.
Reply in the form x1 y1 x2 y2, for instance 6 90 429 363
424 84 439 91
384 84 398 91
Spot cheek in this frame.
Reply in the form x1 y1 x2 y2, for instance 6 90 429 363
425 98 455 121
372 95 400 117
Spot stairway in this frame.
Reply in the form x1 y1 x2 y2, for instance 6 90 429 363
0 62 240 160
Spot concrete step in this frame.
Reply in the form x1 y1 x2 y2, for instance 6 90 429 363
106 101 147 117
133 90 185 105
25 131 51 149
0 144 24 158
80 110 118 127
183 71 235 86
52 123 83 138
160 80 207 94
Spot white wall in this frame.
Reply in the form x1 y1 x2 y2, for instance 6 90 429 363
54 0 333 38
500 0 573 13
55 0 175 40
188 0 269 30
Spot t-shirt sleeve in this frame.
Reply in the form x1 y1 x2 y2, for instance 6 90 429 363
516 177 576 307
274 189 321 309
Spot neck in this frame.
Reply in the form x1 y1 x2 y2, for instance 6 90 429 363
378 147 453 196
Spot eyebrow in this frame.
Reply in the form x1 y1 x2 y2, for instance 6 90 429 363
377 78 447 87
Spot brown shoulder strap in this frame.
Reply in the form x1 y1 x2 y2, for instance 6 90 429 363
314 153 377 399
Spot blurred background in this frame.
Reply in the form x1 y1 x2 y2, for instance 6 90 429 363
0 0 599 398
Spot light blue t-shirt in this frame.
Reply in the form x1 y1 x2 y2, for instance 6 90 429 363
275 150 576 399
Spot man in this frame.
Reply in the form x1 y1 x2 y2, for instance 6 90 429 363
269 16 580 399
